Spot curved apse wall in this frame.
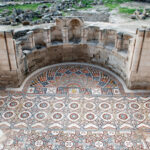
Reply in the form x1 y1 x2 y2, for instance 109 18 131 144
0 17 136 89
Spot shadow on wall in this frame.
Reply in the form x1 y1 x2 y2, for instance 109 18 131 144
68 19 81 43
51 26 63 44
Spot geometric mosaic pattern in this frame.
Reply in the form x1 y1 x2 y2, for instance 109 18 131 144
0 63 150 149
25 64 122 95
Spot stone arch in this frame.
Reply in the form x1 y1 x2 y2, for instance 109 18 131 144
51 26 63 44
55 18 66 29
66 17 84 27
67 18 83 43
87 26 99 43
33 29 46 49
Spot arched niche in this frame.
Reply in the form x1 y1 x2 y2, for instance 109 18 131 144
105 29 116 49
68 18 83 43
33 29 46 49
87 26 99 44
51 26 63 44
55 18 66 29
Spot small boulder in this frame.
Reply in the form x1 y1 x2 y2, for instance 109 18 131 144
130 14 136 19
22 20 30 26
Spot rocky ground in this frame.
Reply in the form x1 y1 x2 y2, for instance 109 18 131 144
0 1 150 34
0 0 104 26
121 1 150 9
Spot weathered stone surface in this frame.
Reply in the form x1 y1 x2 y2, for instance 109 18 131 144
0 17 150 90
71 10 110 22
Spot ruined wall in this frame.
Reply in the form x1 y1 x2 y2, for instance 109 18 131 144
13 16 131 88
127 28 150 89
1 17 148 90
0 31 20 88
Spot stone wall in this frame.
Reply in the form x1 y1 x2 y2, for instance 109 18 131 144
0 31 19 88
0 17 150 90
127 28 150 89
71 10 109 22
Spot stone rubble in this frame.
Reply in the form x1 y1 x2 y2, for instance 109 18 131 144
131 8 150 20
0 0 104 26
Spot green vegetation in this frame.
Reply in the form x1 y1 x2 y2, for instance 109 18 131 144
32 16 40 21
0 3 51 13
119 7 136 14
104 3 119 11
102 0 142 14
119 7 144 14
103 0 132 4
80 0 94 6
62 11 67 16
74 0 142 14
0 0 144 16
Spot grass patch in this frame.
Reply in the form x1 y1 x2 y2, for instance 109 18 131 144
119 7 143 14
103 0 132 4
32 16 40 21
119 7 136 14
103 0 142 14
104 3 119 11
76 5 93 10
62 11 67 16
0 3 51 14
103 0 133 11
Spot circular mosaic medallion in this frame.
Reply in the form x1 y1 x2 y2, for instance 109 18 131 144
117 113 129 121
24 130 31 134
2 111 15 119
23 101 34 109
129 102 140 110
0 100 4 107
35 112 47 121
6 139 14 146
101 112 113 122
80 131 87 135
38 101 49 110
114 103 126 110
65 141 73 148
35 140 43 147
51 112 63 121
0 144 3 150
84 102 95 110
0 130 3 137
19 111 31 120
146 137 150 143
144 102 150 109
124 141 133 148
53 102 65 110
51 131 59 135
84 112 97 121
8 101 19 109
108 131 115 136
99 102 111 110
133 112 145 122
95 141 103 148
69 102 80 110
68 112 80 121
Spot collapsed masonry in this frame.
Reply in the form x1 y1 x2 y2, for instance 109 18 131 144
0 17 150 89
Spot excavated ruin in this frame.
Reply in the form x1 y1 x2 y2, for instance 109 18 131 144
0 17 150 90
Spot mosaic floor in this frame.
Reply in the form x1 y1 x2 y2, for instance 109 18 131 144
0 63 150 150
